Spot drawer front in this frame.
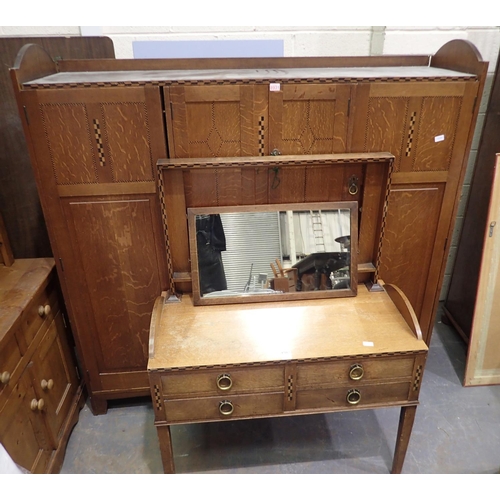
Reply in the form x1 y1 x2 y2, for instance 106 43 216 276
0 335 22 411
161 365 284 398
296 382 411 411
17 280 59 350
296 357 415 389
165 392 283 423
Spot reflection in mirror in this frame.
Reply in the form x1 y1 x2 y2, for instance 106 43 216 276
188 202 358 305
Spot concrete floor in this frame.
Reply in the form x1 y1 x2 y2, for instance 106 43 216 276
60 308 500 474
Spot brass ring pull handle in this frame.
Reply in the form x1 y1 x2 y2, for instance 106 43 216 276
38 304 51 317
270 148 281 156
216 373 233 391
0 371 11 384
219 400 234 416
349 364 364 381
346 389 361 405
41 379 54 390
30 398 45 411
348 175 359 196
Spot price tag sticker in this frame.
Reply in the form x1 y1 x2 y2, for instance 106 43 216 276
270 83 281 92
363 341 374 347
435 134 445 143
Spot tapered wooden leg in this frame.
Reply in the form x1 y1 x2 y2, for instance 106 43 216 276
391 405 417 474
156 425 175 473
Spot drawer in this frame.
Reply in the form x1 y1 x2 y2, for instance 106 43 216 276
0 334 22 411
296 357 415 389
296 382 411 411
164 392 283 423
16 280 59 350
161 365 284 398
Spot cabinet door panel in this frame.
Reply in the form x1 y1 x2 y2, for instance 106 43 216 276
167 85 268 158
269 84 351 155
32 86 165 185
0 373 52 473
31 312 78 443
62 196 163 372
378 184 444 318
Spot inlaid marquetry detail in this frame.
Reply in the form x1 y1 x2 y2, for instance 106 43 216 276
156 167 175 294
287 375 294 401
258 116 266 156
25 75 476 90
412 365 423 392
154 384 163 411
150 350 427 373
93 119 106 168
405 112 417 157
373 158 395 282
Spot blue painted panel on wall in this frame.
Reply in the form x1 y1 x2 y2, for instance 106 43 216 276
132 39 284 59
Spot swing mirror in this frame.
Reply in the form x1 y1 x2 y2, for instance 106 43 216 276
188 201 358 305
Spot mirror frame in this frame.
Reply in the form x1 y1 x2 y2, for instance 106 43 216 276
188 201 358 306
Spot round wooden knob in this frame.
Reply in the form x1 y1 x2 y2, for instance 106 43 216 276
41 379 54 390
30 398 45 411
0 371 11 384
38 304 51 317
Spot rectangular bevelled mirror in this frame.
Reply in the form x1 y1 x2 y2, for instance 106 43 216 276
188 201 358 305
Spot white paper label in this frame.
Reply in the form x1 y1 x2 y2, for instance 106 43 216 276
363 341 374 347
270 83 281 92
435 134 445 143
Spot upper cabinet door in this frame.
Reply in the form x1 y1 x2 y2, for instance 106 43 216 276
25 86 166 186
355 81 478 175
269 84 352 155
166 85 268 158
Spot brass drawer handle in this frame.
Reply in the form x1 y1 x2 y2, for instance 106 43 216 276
349 364 364 381
216 373 233 391
346 389 361 405
38 304 51 317
219 400 234 416
348 175 359 196
30 398 45 411
41 379 54 390
0 371 11 384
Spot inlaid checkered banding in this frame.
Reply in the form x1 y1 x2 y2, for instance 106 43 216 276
287 375 294 401
258 116 265 156
93 119 106 168
156 166 176 294
413 365 423 392
373 158 395 282
154 385 163 411
405 112 417 157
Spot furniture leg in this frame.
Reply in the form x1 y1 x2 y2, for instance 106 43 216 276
391 405 417 474
156 425 175 473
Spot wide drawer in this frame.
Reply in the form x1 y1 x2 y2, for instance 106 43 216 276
296 382 411 411
296 356 415 389
160 365 284 398
164 392 283 423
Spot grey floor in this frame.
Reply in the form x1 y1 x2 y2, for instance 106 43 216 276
60 306 500 474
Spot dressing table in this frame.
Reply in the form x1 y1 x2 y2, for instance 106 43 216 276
147 153 428 473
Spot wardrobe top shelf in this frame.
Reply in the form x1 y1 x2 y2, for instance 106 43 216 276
23 65 476 87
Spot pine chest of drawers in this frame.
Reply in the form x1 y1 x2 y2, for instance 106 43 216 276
148 284 428 473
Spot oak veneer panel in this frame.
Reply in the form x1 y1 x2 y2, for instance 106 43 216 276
63 196 163 371
149 287 427 371
378 184 444 318
0 36 114 258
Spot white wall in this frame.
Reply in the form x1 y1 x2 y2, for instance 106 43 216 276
2 25 500 299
